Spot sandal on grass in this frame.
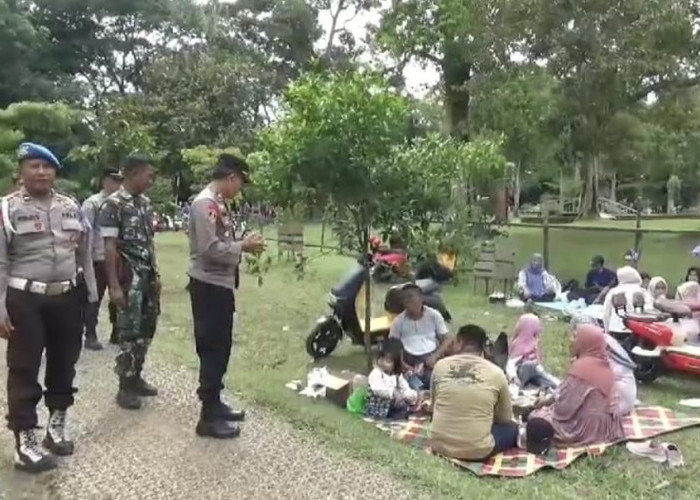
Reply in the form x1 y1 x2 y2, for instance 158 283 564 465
661 442 684 468
625 440 667 464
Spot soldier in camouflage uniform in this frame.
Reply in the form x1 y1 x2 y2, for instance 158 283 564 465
97 156 160 410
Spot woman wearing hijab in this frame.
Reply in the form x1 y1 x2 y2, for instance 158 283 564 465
570 314 637 415
602 266 654 335
506 314 560 389
516 253 561 303
683 267 700 284
648 276 668 300
528 324 625 448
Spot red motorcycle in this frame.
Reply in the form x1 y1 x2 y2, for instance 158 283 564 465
614 292 700 382
369 235 410 283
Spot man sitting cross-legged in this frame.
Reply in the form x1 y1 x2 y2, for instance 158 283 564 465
429 325 518 461
388 285 451 390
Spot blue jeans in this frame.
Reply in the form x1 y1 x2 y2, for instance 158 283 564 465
490 422 519 456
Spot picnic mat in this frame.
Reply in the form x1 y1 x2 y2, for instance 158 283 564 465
365 406 700 477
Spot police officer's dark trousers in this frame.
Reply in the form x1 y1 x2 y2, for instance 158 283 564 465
188 278 234 408
5 286 82 431
83 261 116 339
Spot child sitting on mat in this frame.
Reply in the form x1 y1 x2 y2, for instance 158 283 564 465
507 314 560 390
366 339 418 419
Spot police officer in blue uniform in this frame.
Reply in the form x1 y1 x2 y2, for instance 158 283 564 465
0 143 98 473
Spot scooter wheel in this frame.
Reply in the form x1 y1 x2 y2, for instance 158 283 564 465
306 320 342 359
634 359 662 384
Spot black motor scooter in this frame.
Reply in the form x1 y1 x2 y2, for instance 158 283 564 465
305 260 451 359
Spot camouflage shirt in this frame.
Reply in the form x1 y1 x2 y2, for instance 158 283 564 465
97 187 157 271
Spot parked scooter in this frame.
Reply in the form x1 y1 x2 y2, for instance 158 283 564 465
613 292 700 382
306 257 451 359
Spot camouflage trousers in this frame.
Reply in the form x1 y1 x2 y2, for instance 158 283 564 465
114 265 160 379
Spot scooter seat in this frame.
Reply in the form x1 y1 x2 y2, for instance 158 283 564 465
415 278 440 295
665 345 700 358
366 316 394 333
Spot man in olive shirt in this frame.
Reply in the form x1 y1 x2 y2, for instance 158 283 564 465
430 324 518 461
188 154 264 439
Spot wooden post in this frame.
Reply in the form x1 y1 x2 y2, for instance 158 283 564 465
542 213 550 270
320 217 326 252
634 197 642 252
363 226 373 370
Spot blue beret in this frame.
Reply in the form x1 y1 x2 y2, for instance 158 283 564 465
17 142 61 170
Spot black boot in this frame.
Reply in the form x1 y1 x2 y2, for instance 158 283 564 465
216 400 245 422
195 405 240 439
109 326 119 345
43 410 74 456
14 429 57 473
116 377 142 410
134 375 158 397
84 334 103 351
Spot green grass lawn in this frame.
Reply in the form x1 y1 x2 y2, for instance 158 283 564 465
152 221 700 500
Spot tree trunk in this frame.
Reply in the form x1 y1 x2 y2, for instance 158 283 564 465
514 161 521 217
558 169 565 212
442 44 471 141
578 154 600 217
610 172 617 202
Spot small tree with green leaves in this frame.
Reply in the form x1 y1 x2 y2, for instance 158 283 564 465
256 72 412 357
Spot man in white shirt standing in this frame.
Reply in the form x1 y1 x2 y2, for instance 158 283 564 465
389 285 451 389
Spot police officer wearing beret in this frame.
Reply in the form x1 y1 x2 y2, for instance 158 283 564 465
81 168 123 351
188 154 264 439
0 143 98 473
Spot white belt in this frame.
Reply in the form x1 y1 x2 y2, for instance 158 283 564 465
8 277 76 296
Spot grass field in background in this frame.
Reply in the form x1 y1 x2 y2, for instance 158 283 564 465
151 220 700 500
259 219 700 285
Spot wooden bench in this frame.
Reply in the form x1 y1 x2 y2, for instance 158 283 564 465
473 240 516 295
277 222 304 260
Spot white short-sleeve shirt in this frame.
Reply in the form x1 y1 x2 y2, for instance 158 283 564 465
389 306 448 356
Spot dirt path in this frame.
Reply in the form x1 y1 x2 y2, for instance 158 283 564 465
0 343 415 500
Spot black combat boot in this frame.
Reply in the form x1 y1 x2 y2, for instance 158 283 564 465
14 428 57 473
109 326 119 345
116 377 142 410
195 404 241 439
84 334 103 351
216 399 245 422
43 410 74 456
134 374 158 397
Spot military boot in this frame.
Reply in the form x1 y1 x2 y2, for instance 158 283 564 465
134 374 158 397
195 404 241 439
84 334 103 351
216 399 245 422
109 326 119 345
14 429 57 473
43 410 74 456
116 377 142 410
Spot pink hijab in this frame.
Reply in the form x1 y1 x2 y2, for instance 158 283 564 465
569 324 615 398
510 313 542 361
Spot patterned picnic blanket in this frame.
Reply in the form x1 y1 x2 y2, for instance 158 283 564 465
365 406 700 477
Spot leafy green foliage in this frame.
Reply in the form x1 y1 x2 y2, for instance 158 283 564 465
244 253 273 286
181 145 245 186
257 71 411 252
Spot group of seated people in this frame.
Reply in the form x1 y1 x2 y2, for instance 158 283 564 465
364 284 644 460
516 247 700 309
363 256 700 460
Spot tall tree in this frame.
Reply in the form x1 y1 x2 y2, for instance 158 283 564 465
376 0 517 139
517 0 700 215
